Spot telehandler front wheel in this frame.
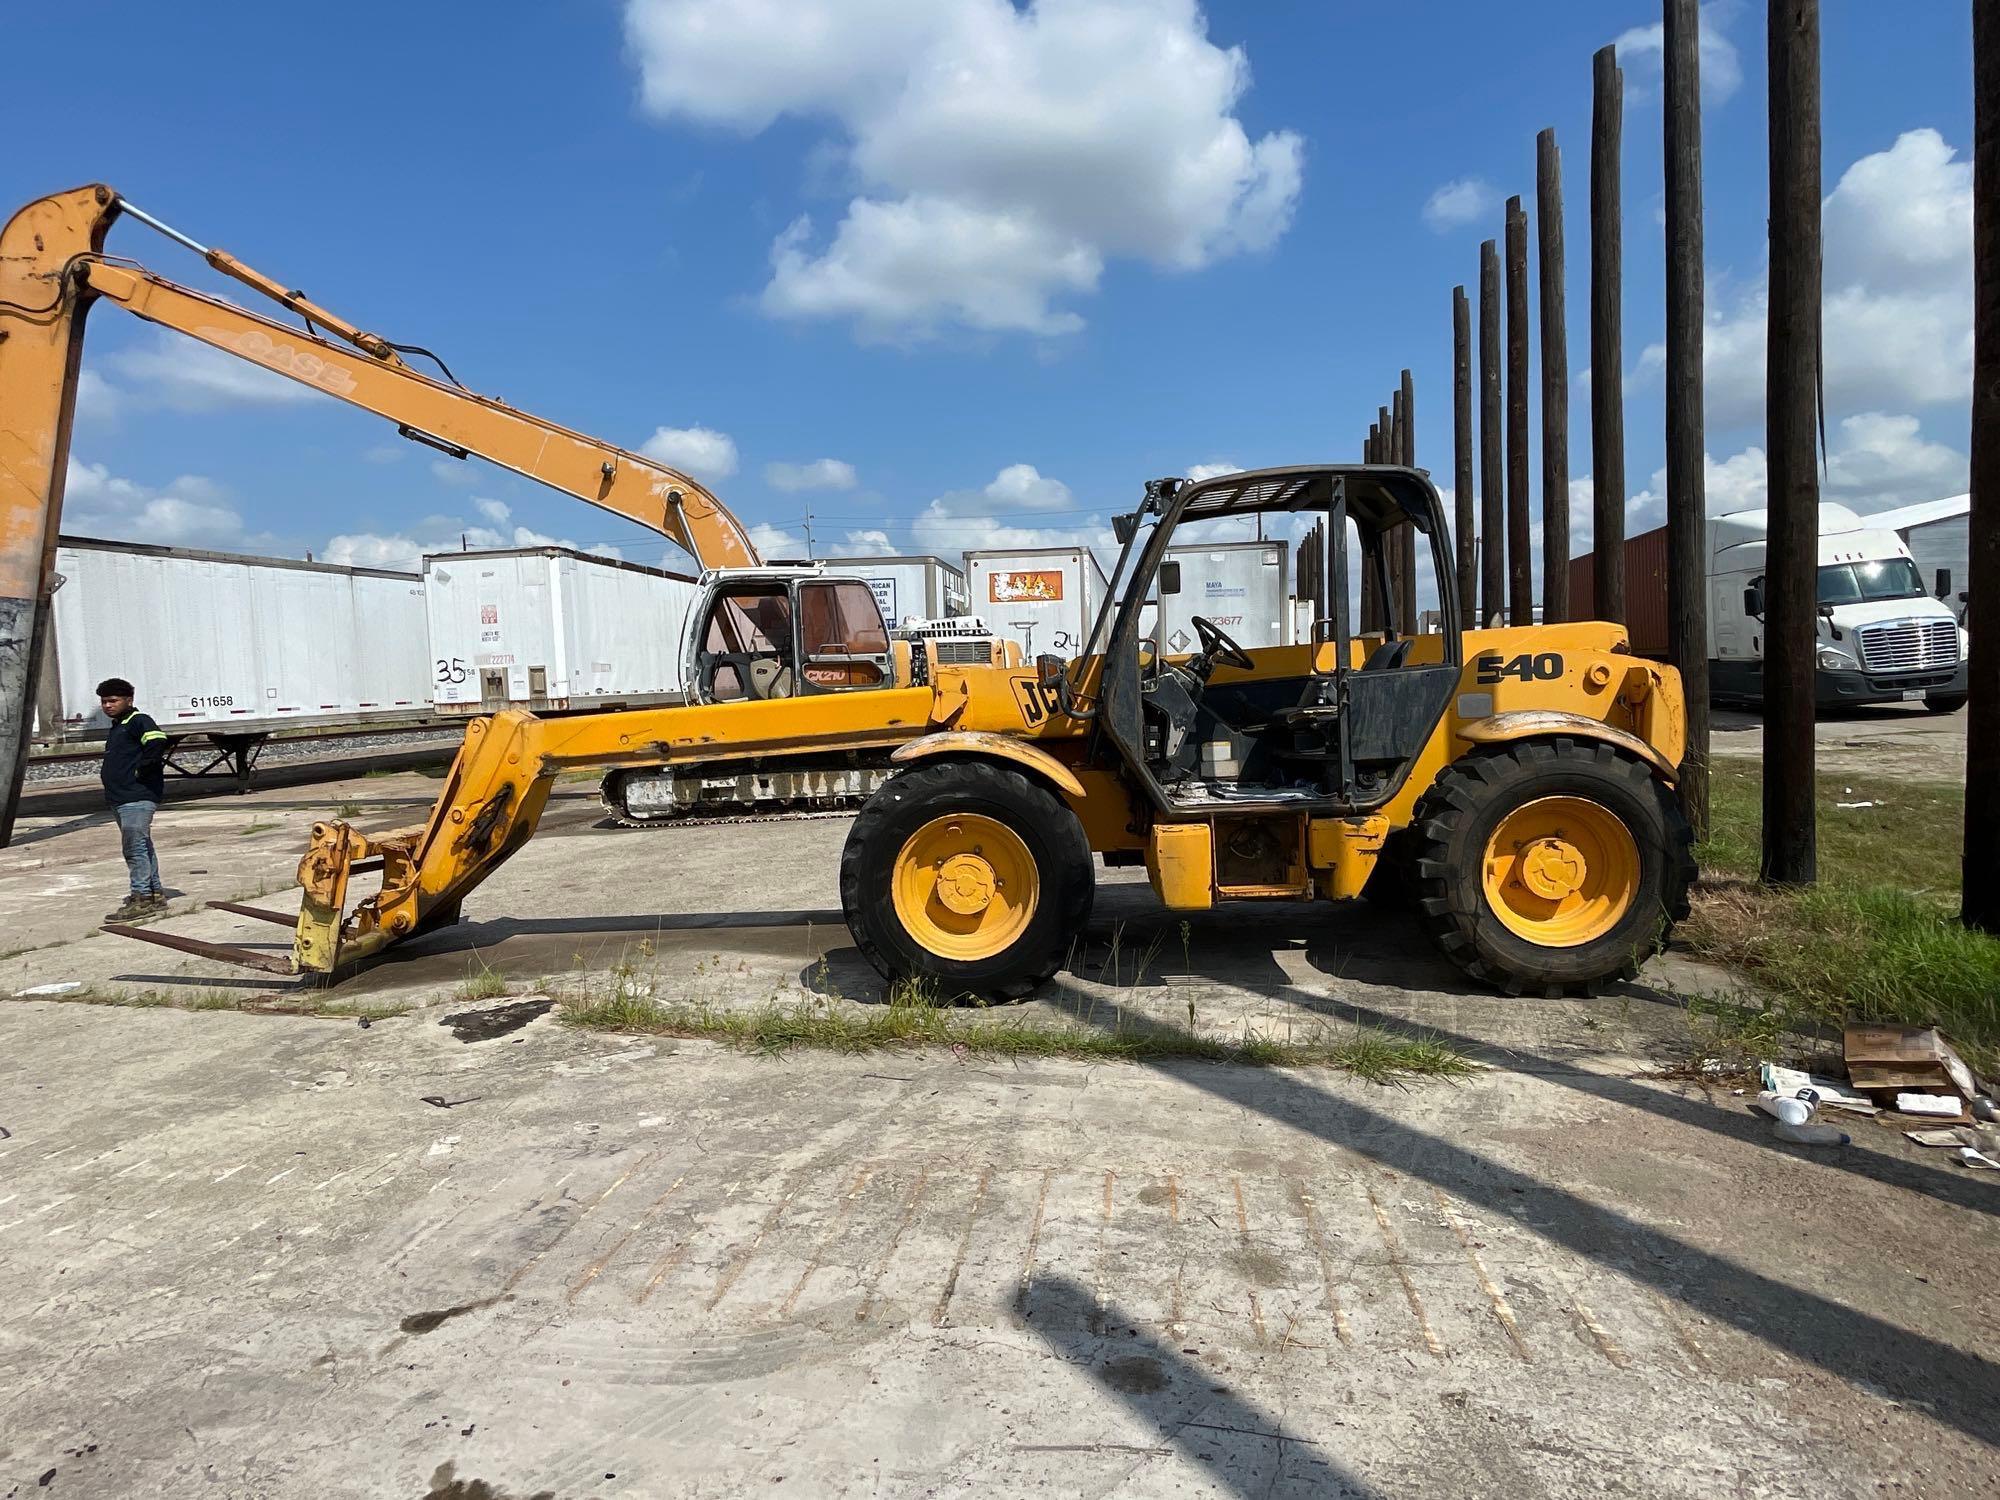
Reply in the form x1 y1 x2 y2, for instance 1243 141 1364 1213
840 761 1094 1001
1410 738 1694 996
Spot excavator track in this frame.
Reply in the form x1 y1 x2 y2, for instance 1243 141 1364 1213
597 759 895 831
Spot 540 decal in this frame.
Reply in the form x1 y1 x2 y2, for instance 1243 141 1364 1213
1475 651 1565 685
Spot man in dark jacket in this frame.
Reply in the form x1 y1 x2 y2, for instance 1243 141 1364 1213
97 676 169 921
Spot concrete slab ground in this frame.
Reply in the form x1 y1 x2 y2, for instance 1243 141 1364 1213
2 771 1997 1497
1712 699 1966 780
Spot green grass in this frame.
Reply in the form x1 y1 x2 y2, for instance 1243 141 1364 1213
1685 761 2000 1073
3 985 408 1020
453 961 510 1002
238 820 279 836
555 974 1471 1083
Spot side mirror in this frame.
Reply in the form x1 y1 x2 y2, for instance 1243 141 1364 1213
1936 568 1951 599
1742 583 1764 620
1159 560 1182 595
1817 601 1842 640
1036 653 1066 687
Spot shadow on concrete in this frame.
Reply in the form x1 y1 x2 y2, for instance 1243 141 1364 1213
1014 1274 1372 1498
1046 987 2000 1448
1278 982 2000 1221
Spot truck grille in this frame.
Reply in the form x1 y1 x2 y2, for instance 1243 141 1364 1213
933 641 994 665
1855 618 1959 674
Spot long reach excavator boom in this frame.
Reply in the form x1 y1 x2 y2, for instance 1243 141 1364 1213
0 184 762 843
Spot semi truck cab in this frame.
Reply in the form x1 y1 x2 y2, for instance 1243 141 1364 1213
1709 503 1968 713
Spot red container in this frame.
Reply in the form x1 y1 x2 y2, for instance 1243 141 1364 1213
1567 524 1671 658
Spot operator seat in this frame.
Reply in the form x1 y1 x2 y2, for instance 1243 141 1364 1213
1360 637 1412 673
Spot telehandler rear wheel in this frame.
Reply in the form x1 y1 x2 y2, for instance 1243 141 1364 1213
840 760 1094 1001
1410 738 1694 996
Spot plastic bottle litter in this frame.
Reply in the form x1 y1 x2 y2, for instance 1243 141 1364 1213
1756 1091 1851 1146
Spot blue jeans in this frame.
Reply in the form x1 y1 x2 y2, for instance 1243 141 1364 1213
115 800 161 896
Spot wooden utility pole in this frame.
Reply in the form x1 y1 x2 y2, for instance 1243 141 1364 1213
1361 424 1382 632
1399 368 1419 630
1383 398 1404 629
1538 130 1571 624
1761 0 1822 886
1966 0 2000 933
1505 196 1534 625
1453 286 1477 619
1664 0 1711 837
1480 240 1504 626
1591 44 1628 623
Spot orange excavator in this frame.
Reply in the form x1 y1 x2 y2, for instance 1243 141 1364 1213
0 185 1007 845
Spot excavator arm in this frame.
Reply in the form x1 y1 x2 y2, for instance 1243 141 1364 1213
0 184 758 842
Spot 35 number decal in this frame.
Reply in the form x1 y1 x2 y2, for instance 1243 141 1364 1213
1476 652 1564 685
435 657 469 685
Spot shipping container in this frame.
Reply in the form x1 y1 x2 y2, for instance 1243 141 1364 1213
842 554 969 626
1155 539 1290 654
1565 525 1671 657
962 546 1107 660
423 546 700 714
38 536 430 741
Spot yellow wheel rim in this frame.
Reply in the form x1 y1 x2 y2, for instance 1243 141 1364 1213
1480 795 1639 947
891 814 1039 961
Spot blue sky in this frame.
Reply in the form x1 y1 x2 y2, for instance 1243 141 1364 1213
2 1 1974 587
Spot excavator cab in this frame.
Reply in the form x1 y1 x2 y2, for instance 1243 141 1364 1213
687 567 893 704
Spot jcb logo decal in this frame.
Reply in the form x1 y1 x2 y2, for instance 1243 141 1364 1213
1476 652 1565 685
1011 678 1065 726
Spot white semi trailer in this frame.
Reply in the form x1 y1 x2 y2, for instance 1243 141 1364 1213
35 536 431 786
1711 503 1967 712
1155 539 1290 654
423 547 702 715
962 546 1107 661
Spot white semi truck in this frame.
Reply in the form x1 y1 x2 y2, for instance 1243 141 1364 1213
1711 503 1968 713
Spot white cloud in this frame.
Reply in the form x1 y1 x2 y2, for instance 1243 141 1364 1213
322 499 624 572
99 332 313 413
1612 412 1964 534
1421 178 1497 233
1184 461 1244 482
1820 412 1965 510
1613 2 1742 105
62 458 264 551
746 521 807 558
765 458 859 492
626 0 1304 338
429 458 477 488
1636 129 1973 427
765 201 1100 338
74 369 123 424
640 424 739 480
828 528 896 557
896 462 1117 561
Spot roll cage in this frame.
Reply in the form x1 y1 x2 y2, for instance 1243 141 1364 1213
1083 463 1462 817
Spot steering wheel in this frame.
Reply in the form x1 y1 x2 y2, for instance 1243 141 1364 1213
1191 615 1255 674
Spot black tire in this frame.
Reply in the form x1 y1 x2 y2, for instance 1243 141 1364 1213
839 760 1094 1001
1924 693 1967 714
1360 827 1418 910
1409 738 1695 997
